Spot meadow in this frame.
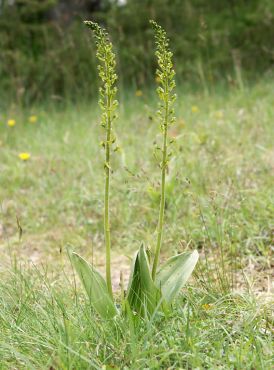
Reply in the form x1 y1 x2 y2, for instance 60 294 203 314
0 79 273 368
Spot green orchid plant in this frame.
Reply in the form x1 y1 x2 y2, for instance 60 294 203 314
68 20 199 320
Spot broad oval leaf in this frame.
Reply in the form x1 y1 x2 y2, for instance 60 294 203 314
68 249 117 319
127 244 161 316
155 250 199 303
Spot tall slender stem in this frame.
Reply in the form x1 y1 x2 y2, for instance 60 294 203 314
152 94 169 280
104 78 113 298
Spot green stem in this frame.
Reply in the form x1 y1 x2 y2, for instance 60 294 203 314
104 63 113 299
152 93 169 281
104 132 113 298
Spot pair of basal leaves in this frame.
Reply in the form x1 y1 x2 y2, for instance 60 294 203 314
68 245 198 319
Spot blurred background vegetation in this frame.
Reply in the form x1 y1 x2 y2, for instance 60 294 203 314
1 0 273 107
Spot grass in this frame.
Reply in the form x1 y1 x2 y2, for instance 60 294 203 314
0 79 273 368
0 267 272 369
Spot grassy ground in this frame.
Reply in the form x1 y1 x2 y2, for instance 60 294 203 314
0 80 273 368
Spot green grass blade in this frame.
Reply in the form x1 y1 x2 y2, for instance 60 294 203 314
68 249 118 319
155 250 199 303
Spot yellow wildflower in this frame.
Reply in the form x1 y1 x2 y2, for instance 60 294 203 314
18 152 31 161
29 115 38 123
178 118 185 127
202 303 213 310
135 89 143 97
191 105 199 113
7 119 16 127
215 111 224 119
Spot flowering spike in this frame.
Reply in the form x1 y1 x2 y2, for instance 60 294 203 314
84 20 119 299
150 20 177 280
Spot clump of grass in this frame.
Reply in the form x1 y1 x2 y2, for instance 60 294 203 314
0 266 272 368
